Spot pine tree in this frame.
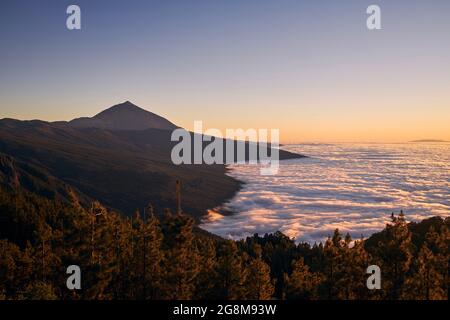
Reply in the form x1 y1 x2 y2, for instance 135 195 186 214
284 258 321 299
375 211 413 299
194 236 218 299
214 240 247 299
321 231 341 299
334 234 371 300
111 215 135 299
33 222 57 283
402 244 445 299
82 202 116 299
59 199 93 299
427 225 449 299
18 281 58 300
0 239 34 297
131 204 164 299
161 210 200 299
243 244 274 300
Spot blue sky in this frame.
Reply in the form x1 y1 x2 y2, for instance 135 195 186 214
1 0 449 142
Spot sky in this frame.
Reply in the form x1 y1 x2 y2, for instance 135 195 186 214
0 0 449 143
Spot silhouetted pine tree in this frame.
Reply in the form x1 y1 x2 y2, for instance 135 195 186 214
284 258 321 300
59 200 93 299
83 202 116 299
32 222 57 283
130 205 164 299
424 225 450 299
402 244 445 299
334 234 371 300
161 210 200 299
214 240 247 299
18 281 58 300
194 236 218 299
376 212 413 300
0 240 34 298
244 244 274 300
110 215 135 299
320 230 341 299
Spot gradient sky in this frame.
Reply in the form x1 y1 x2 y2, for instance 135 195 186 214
1 0 449 143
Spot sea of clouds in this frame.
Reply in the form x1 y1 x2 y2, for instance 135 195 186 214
200 143 450 243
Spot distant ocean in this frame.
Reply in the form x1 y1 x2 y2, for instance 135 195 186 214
201 143 450 243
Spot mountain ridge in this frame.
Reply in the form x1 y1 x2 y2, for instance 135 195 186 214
64 101 178 131
0 101 305 219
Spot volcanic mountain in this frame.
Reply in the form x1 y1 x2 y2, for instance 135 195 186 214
0 101 304 219
66 101 178 131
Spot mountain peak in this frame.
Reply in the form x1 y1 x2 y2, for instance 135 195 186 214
94 101 147 117
69 101 177 131
109 100 139 109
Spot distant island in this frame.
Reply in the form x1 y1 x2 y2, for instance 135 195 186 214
410 139 448 143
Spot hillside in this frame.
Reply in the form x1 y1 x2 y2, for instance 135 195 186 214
0 102 304 219
0 185 448 300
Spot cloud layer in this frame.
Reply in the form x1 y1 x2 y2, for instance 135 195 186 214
200 143 450 243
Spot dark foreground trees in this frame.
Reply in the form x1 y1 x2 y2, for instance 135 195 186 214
0 187 448 300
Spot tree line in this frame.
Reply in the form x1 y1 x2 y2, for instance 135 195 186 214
0 187 448 300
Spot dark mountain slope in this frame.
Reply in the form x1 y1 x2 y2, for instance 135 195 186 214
0 152 92 205
0 120 240 219
0 102 304 219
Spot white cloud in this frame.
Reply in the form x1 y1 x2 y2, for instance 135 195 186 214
200 143 450 243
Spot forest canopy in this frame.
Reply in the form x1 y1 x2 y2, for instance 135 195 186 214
0 186 448 300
